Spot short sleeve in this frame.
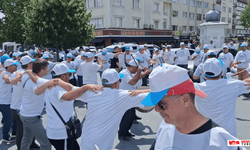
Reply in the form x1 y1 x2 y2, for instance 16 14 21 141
76 90 89 102
122 72 132 84
9 72 17 82
146 54 150 60
55 86 67 100
94 63 101 71
37 78 49 86
229 54 234 62
194 65 202 77
96 53 101 57
108 53 115 59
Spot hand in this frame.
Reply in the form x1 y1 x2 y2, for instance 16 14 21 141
47 79 59 90
119 67 122 72
129 89 150 97
235 61 241 65
233 64 237 68
24 69 33 74
16 72 23 79
137 67 142 73
152 62 156 65
145 70 151 74
243 78 250 90
85 84 104 94
193 55 197 59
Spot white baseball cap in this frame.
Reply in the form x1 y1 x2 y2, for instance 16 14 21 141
240 42 248 47
207 50 216 56
85 52 94 58
52 63 76 76
210 39 213 41
223 45 228 49
20 56 36 65
66 53 72 58
162 45 166 48
127 60 139 67
4 59 19 67
167 45 171 48
43 54 50 59
230 41 234 44
144 44 148 47
80 52 86 56
102 48 108 53
195 47 200 51
203 44 208 49
180 42 185 46
101 69 124 85
138 45 144 50
141 64 206 106
203 58 224 78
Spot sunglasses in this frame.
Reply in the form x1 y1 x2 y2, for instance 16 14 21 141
68 73 72 76
157 102 167 110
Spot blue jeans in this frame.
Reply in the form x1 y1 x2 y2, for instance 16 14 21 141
77 75 83 87
0 104 12 139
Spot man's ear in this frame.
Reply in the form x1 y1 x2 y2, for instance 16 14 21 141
181 94 191 107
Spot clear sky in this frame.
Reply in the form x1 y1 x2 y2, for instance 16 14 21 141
0 12 5 19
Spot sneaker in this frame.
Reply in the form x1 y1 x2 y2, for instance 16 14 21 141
135 116 142 120
2 137 15 143
133 120 139 124
126 132 135 137
10 133 16 138
30 143 40 149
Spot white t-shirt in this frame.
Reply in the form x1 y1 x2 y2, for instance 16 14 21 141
192 52 202 66
136 52 150 68
193 63 206 83
76 88 147 150
145 49 151 57
81 62 101 85
119 69 137 90
62 61 76 79
44 86 75 139
218 52 234 68
74 58 84 76
96 53 114 71
229 44 238 50
194 79 249 137
0 71 13 104
43 61 55 80
161 51 176 65
234 50 250 69
175 48 190 65
207 43 216 49
10 69 26 109
154 120 245 150
20 77 49 117
152 54 161 69
119 54 132 68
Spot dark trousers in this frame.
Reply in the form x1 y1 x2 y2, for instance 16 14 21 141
0 104 12 139
11 109 37 150
142 73 148 86
49 138 80 150
118 108 135 136
193 65 198 73
227 68 230 73
177 64 188 70
77 75 83 87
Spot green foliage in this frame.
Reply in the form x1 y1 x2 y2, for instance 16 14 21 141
0 0 29 43
23 0 94 49
240 2 250 29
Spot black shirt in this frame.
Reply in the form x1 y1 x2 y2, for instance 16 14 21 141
110 57 118 68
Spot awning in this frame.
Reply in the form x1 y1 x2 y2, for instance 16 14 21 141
105 36 177 43
90 37 105 43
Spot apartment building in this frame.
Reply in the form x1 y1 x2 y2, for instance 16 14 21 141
86 0 249 45
235 0 250 36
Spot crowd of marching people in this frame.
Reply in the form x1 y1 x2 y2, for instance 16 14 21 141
0 39 249 150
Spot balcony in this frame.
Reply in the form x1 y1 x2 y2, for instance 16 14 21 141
216 0 221 4
233 12 237 17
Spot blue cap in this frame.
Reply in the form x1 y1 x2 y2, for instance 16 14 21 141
203 47 208 50
141 88 170 106
125 46 130 51
136 58 141 61
102 52 107 55
1 55 10 63
68 69 76 73
66 53 72 58
119 73 124 79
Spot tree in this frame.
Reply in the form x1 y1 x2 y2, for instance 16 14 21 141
240 2 250 29
23 0 94 50
0 0 28 43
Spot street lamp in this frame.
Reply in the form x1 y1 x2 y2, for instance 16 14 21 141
223 3 230 37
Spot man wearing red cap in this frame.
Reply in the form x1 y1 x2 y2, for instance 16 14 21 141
140 64 245 150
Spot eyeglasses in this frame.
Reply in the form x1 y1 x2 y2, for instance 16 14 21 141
68 73 72 76
157 102 167 110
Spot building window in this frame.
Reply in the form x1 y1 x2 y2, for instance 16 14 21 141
173 0 178 3
221 17 225 22
154 3 159 12
173 11 178 17
86 0 103 8
197 1 202 8
114 0 122 6
172 25 178 31
133 0 139 9
189 26 194 31
222 6 226 12
197 14 202 21
182 26 187 31
204 2 209 8
115 17 122 27
190 0 195 7
163 19 167 29
133 19 140 28
90 18 103 28
183 12 187 18
189 13 195 20
154 21 159 29
183 0 187 5
228 18 231 23
229 8 232 13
